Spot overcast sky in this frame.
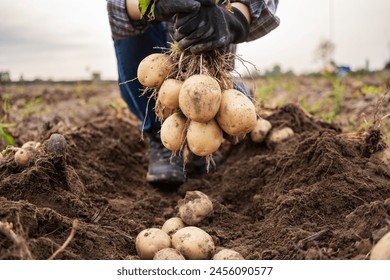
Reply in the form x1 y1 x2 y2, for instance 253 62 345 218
0 0 389 80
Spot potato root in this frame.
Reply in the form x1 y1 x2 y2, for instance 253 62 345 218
160 113 187 151
250 118 272 143
172 226 215 260
216 89 257 137
178 191 213 226
137 53 173 88
179 74 221 123
135 228 171 260
186 119 223 157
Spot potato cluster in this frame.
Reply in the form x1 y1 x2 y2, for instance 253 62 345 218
134 190 244 260
137 53 258 160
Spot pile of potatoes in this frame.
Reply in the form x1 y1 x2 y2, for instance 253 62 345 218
137 53 258 158
135 190 244 260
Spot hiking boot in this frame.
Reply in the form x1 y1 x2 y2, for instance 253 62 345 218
145 133 186 187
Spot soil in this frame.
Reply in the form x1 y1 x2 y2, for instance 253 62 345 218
1 75 390 260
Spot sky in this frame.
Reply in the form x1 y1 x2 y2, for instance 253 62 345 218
0 0 389 81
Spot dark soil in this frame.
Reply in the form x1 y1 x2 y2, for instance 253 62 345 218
1 82 390 260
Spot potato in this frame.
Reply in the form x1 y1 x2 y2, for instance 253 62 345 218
135 228 171 260
137 53 173 88
14 148 32 167
22 141 41 149
268 127 294 144
179 74 221 123
186 119 223 157
153 248 186 260
162 217 185 237
370 231 390 260
160 113 187 151
250 118 272 143
158 79 183 110
178 191 213 226
216 89 257 137
47 133 67 156
172 226 215 260
212 248 245 260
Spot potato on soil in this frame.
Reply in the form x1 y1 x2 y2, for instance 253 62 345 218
135 228 171 260
186 119 223 157
153 248 186 260
250 118 272 143
47 133 67 155
178 191 213 226
216 89 257 137
370 231 390 260
212 248 245 260
162 217 185 237
158 79 183 110
22 141 41 149
179 74 221 123
172 226 215 260
268 127 294 144
137 53 173 88
14 148 33 167
160 113 187 151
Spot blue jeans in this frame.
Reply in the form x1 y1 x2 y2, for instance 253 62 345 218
113 23 167 133
113 23 252 133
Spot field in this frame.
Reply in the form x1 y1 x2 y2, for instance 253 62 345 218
1 71 390 260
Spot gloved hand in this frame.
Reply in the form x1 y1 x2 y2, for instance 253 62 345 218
153 0 201 21
174 4 250 53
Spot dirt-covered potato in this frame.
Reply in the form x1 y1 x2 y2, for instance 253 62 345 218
250 118 272 143
14 148 33 167
153 248 186 260
162 217 185 237
47 133 67 155
179 74 221 123
268 127 294 144
22 141 41 150
172 226 215 260
370 231 390 260
212 248 245 260
135 228 171 260
178 191 213 225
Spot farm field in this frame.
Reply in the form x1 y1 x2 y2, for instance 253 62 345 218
0 71 389 260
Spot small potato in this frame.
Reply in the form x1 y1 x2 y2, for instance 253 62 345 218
158 79 183 110
162 217 185 237
153 248 186 260
47 133 67 156
22 141 41 149
172 226 215 260
268 127 294 144
160 113 187 151
370 231 390 260
212 248 245 260
137 53 173 88
14 148 33 167
135 228 171 260
250 118 272 143
178 191 213 226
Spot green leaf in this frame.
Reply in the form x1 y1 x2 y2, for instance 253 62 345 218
139 0 153 17
0 127 14 145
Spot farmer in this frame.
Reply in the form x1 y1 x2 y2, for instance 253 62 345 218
106 0 280 186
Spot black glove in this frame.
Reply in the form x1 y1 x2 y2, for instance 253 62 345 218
174 4 250 53
153 0 201 21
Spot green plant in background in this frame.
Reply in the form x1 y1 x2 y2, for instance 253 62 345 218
22 97 42 117
361 85 387 96
0 122 15 145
